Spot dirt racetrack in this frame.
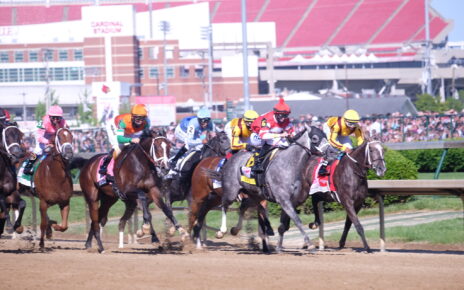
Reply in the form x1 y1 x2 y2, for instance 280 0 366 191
1 231 463 290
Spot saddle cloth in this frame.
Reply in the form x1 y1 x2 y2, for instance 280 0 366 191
240 148 279 186
212 158 226 189
309 158 340 202
96 155 115 186
17 155 47 187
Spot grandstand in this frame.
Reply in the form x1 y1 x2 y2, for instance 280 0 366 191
0 0 463 124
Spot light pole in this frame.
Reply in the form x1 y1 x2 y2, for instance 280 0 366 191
41 48 52 112
201 25 213 108
159 21 170 96
21 92 27 122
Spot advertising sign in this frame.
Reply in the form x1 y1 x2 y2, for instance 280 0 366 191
135 96 176 126
92 81 121 125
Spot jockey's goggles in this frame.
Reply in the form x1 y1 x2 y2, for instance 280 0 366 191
50 116 62 121
133 115 145 122
275 113 289 119
346 120 358 128
198 117 211 124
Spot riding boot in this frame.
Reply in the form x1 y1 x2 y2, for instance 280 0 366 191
99 150 114 175
23 156 36 175
318 160 329 176
251 144 270 174
169 145 187 170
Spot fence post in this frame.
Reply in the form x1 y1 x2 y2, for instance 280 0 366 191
376 194 386 252
317 201 324 251
30 196 37 233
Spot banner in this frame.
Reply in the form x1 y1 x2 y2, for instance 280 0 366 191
135 96 176 126
92 82 121 125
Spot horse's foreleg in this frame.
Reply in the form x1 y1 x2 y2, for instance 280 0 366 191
279 198 315 252
0 195 8 237
13 198 26 234
150 187 188 241
276 210 291 253
230 197 249 236
137 191 161 247
119 199 137 249
87 200 103 252
341 202 370 252
39 199 49 248
52 202 70 232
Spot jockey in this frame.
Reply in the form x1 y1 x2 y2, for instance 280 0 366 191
318 109 365 175
0 108 12 127
23 105 69 175
249 97 295 174
224 110 259 153
99 104 150 177
168 106 216 169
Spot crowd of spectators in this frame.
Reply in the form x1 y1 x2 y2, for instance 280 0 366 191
19 111 464 153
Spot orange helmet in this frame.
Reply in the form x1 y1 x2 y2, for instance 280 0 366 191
131 104 148 116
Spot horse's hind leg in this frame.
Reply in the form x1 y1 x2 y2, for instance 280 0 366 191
137 191 161 248
38 199 49 248
0 196 9 237
308 195 322 229
276 211 291 252
340 202 370 252
87 200 104 253
230 197 249 236
193 194 220 249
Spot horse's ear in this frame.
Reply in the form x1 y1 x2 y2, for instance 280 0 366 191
363 128 372 142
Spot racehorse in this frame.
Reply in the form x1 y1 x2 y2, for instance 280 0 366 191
209 125 327 252
4 191 26 238
0 125 25 237
18 128 74 248
77 132 187 253
166 131 230 208
307 140 386 252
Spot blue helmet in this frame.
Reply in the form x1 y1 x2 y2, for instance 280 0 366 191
197 107 211 119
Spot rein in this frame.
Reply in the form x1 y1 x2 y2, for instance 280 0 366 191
345 141 385 177
135 136 170 168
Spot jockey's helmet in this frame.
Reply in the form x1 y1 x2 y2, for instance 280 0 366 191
243 110 259 129
131 104 148 127
197 106 211 128
343 109 361 128
273 97 291 124
48 105 64 117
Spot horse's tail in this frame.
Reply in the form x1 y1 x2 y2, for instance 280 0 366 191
69 157 88 170
204 168 222 180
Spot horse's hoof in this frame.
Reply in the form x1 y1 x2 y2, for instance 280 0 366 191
15 226 24 234
308 223 318 230
215 231 224 239
168 226 176 236
266 228 275 236
136 229 144 238
307 244 317 253
99 250 105 254
142 224 151 235
230 227 240 236
152 242 161 249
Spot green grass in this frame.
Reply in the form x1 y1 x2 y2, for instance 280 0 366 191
418 172 464 179
325 218 464 244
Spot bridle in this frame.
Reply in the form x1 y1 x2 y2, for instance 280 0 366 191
201 133 230 157
55 128 73 155
149 136 170 168
346 141 385 174
1 126 22 157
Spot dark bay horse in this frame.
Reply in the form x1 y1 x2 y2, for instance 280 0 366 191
166 131 230 208
209 126 327 252
0 125 25 237
19 128 74 248
77 133 186 253
307 140 386 252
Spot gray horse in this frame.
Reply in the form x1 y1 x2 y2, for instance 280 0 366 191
219 126 326 252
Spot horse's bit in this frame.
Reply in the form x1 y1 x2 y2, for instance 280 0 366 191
1 126 21 157
55 128 73 154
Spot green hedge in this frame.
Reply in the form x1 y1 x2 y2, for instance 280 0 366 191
399 148 464 172
268 147 418 217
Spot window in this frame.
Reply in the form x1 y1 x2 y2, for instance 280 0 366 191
9 68 19 82
148 47 158 59
54 67 65 80
24 68 34 82
179 65 189 78
59 50 68 61
149 67 159 79
14 51 24 62
166 66 174 78
0 51 9 63
165 46 174 59
43 49 53 61
29 51 38 62
74 49 83 61
195 66 204 78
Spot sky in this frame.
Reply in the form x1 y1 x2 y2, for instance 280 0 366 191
431 0 464 42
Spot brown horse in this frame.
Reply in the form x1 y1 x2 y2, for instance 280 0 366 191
19 128 74 248
0 125 25 237
77 133 187 253
307 140 386 252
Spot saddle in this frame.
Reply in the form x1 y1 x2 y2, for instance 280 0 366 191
241 148 279 187
96 155 115 186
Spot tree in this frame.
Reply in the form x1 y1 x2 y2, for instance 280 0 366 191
77 89 96 126
414 93 445 113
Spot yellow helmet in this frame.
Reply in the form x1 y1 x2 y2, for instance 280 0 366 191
343 109 360 123
131 104 148 116
243 110 259 122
